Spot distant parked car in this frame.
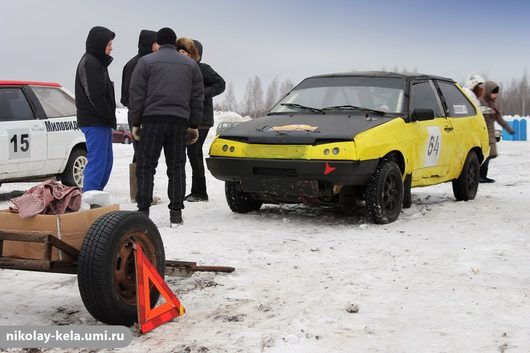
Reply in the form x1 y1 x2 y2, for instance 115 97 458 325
216 121 241 135
0 80 86 188
112 123 133 144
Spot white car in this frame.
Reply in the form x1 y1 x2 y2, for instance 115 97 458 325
0 80 86 188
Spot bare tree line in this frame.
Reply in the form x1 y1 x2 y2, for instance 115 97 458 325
214 77 294 117
496 69 529 116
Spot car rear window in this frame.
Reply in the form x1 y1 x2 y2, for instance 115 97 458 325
31 86 76 118
436 81 476 117
0 87 35 121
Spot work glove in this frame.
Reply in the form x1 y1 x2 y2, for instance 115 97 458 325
132 126 141 141
186 128 199 145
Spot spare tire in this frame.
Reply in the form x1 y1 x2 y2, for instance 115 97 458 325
77 211 165 325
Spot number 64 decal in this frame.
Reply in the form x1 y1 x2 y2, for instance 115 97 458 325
8 129 31 159
424 126 442 167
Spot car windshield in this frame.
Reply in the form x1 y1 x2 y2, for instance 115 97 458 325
270 76 405 115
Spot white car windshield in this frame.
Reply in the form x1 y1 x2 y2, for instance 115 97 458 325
270 76 405 115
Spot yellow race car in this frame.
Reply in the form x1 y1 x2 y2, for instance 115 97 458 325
206 72 490 223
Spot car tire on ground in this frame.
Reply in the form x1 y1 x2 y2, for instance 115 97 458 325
61 147 87 188
452 150 479 201
225 181 263 213
365 159 404 224
77 211 165 325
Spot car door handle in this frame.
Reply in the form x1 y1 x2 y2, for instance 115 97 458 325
444 126 454 132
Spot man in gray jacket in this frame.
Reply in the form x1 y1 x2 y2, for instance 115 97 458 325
129 27 204 225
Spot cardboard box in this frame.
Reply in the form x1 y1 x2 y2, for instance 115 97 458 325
0 204 119 261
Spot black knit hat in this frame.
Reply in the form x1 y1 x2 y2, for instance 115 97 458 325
156 27 177 45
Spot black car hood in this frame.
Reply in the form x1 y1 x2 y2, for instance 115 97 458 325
219 113 396 144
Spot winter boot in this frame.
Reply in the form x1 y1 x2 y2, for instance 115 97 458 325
170 209 183 226
186 194 209 202
129 163 137 202
185 176 208 202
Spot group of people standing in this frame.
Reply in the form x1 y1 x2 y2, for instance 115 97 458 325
75 26 225 225
463 73 514 183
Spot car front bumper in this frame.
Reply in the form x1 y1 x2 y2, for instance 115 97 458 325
206 157 379 192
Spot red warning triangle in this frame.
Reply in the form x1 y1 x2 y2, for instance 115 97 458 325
324 162 336 175
135 243 185 334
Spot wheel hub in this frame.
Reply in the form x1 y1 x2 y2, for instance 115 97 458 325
73 156 87 187
383 174 399 211
113 232 157 305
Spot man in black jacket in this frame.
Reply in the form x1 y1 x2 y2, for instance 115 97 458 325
121 30 157 109
184 40 226 202
75 26 116 192
120 29 157 201
129 27 204 225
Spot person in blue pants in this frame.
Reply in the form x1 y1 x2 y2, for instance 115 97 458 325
80 126 113 191
75 26 117 191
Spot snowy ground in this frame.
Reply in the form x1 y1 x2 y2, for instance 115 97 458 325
0 133 529 353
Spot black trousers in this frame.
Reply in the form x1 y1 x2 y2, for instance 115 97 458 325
136 121 187 211
480 156 496 178
186 128 209 195
128 116 139 163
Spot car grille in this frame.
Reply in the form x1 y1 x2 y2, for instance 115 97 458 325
253 167 297 177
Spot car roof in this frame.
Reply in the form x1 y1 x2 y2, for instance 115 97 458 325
0 80 61 87
309 71 455 83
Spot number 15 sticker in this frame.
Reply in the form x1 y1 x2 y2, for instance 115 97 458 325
8 129 31 160
424 126 441 167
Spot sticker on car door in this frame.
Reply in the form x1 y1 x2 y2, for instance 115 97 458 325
8 128 31 159
424 126 441 167
453 105 468 115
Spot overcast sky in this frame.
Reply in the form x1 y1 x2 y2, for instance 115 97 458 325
1 0 529 104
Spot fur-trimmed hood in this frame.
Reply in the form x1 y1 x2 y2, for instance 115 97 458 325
484 81 499 97
480 81 500 110
176 37 200 62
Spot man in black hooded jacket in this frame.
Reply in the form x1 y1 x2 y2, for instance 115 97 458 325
121 29 157 201
75 26 116 192
121 30 157 108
